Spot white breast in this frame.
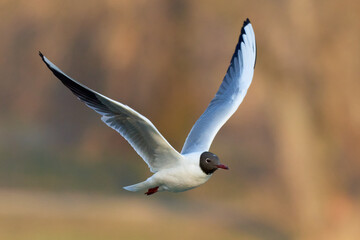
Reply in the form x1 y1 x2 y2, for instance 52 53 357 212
152 152 211 192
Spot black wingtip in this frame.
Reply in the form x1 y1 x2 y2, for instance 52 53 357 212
229 18 254 65
239 18 251 43
39 51 45 61
39 51 50 68
242 19 257 69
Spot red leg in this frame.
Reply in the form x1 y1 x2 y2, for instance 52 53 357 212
145 186 159 196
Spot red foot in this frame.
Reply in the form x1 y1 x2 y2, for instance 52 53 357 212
145 186 159 196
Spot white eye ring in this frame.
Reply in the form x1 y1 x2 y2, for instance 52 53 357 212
206 158 210 163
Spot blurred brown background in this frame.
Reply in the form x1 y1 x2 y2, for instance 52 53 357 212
1 0 360 239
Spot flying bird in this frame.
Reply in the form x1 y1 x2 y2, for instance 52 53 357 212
40 18 256 195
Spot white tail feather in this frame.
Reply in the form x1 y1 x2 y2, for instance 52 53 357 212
123 181 151 192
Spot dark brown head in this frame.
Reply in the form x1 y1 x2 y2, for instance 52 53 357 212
199 152 229 175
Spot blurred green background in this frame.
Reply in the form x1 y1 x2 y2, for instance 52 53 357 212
1 0 360 239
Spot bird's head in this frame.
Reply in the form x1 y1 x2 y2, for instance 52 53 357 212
199 152 228 175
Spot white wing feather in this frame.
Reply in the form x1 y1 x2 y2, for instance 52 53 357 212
40 53 182 173
181 19 256 154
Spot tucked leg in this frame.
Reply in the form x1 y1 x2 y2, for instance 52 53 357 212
145 186 159 196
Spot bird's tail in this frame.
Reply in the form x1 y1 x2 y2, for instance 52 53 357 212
123 180 152 192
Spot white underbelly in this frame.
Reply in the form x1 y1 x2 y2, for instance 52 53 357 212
154 166 211 192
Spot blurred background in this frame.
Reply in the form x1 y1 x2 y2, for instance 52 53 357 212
1 0 359 239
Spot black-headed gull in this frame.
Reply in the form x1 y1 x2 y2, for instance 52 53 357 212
40 19 256 195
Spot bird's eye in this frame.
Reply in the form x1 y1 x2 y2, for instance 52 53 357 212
206 159 210 163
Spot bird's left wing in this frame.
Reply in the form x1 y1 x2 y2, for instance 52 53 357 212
181 19 256 154
40 52 182 173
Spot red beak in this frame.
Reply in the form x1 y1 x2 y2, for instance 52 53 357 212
216 164 229 170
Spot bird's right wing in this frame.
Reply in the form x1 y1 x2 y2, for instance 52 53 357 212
40 52 182 173
181 19 256 154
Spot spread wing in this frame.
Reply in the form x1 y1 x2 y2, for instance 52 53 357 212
181 19 256 154
40 52 182 173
